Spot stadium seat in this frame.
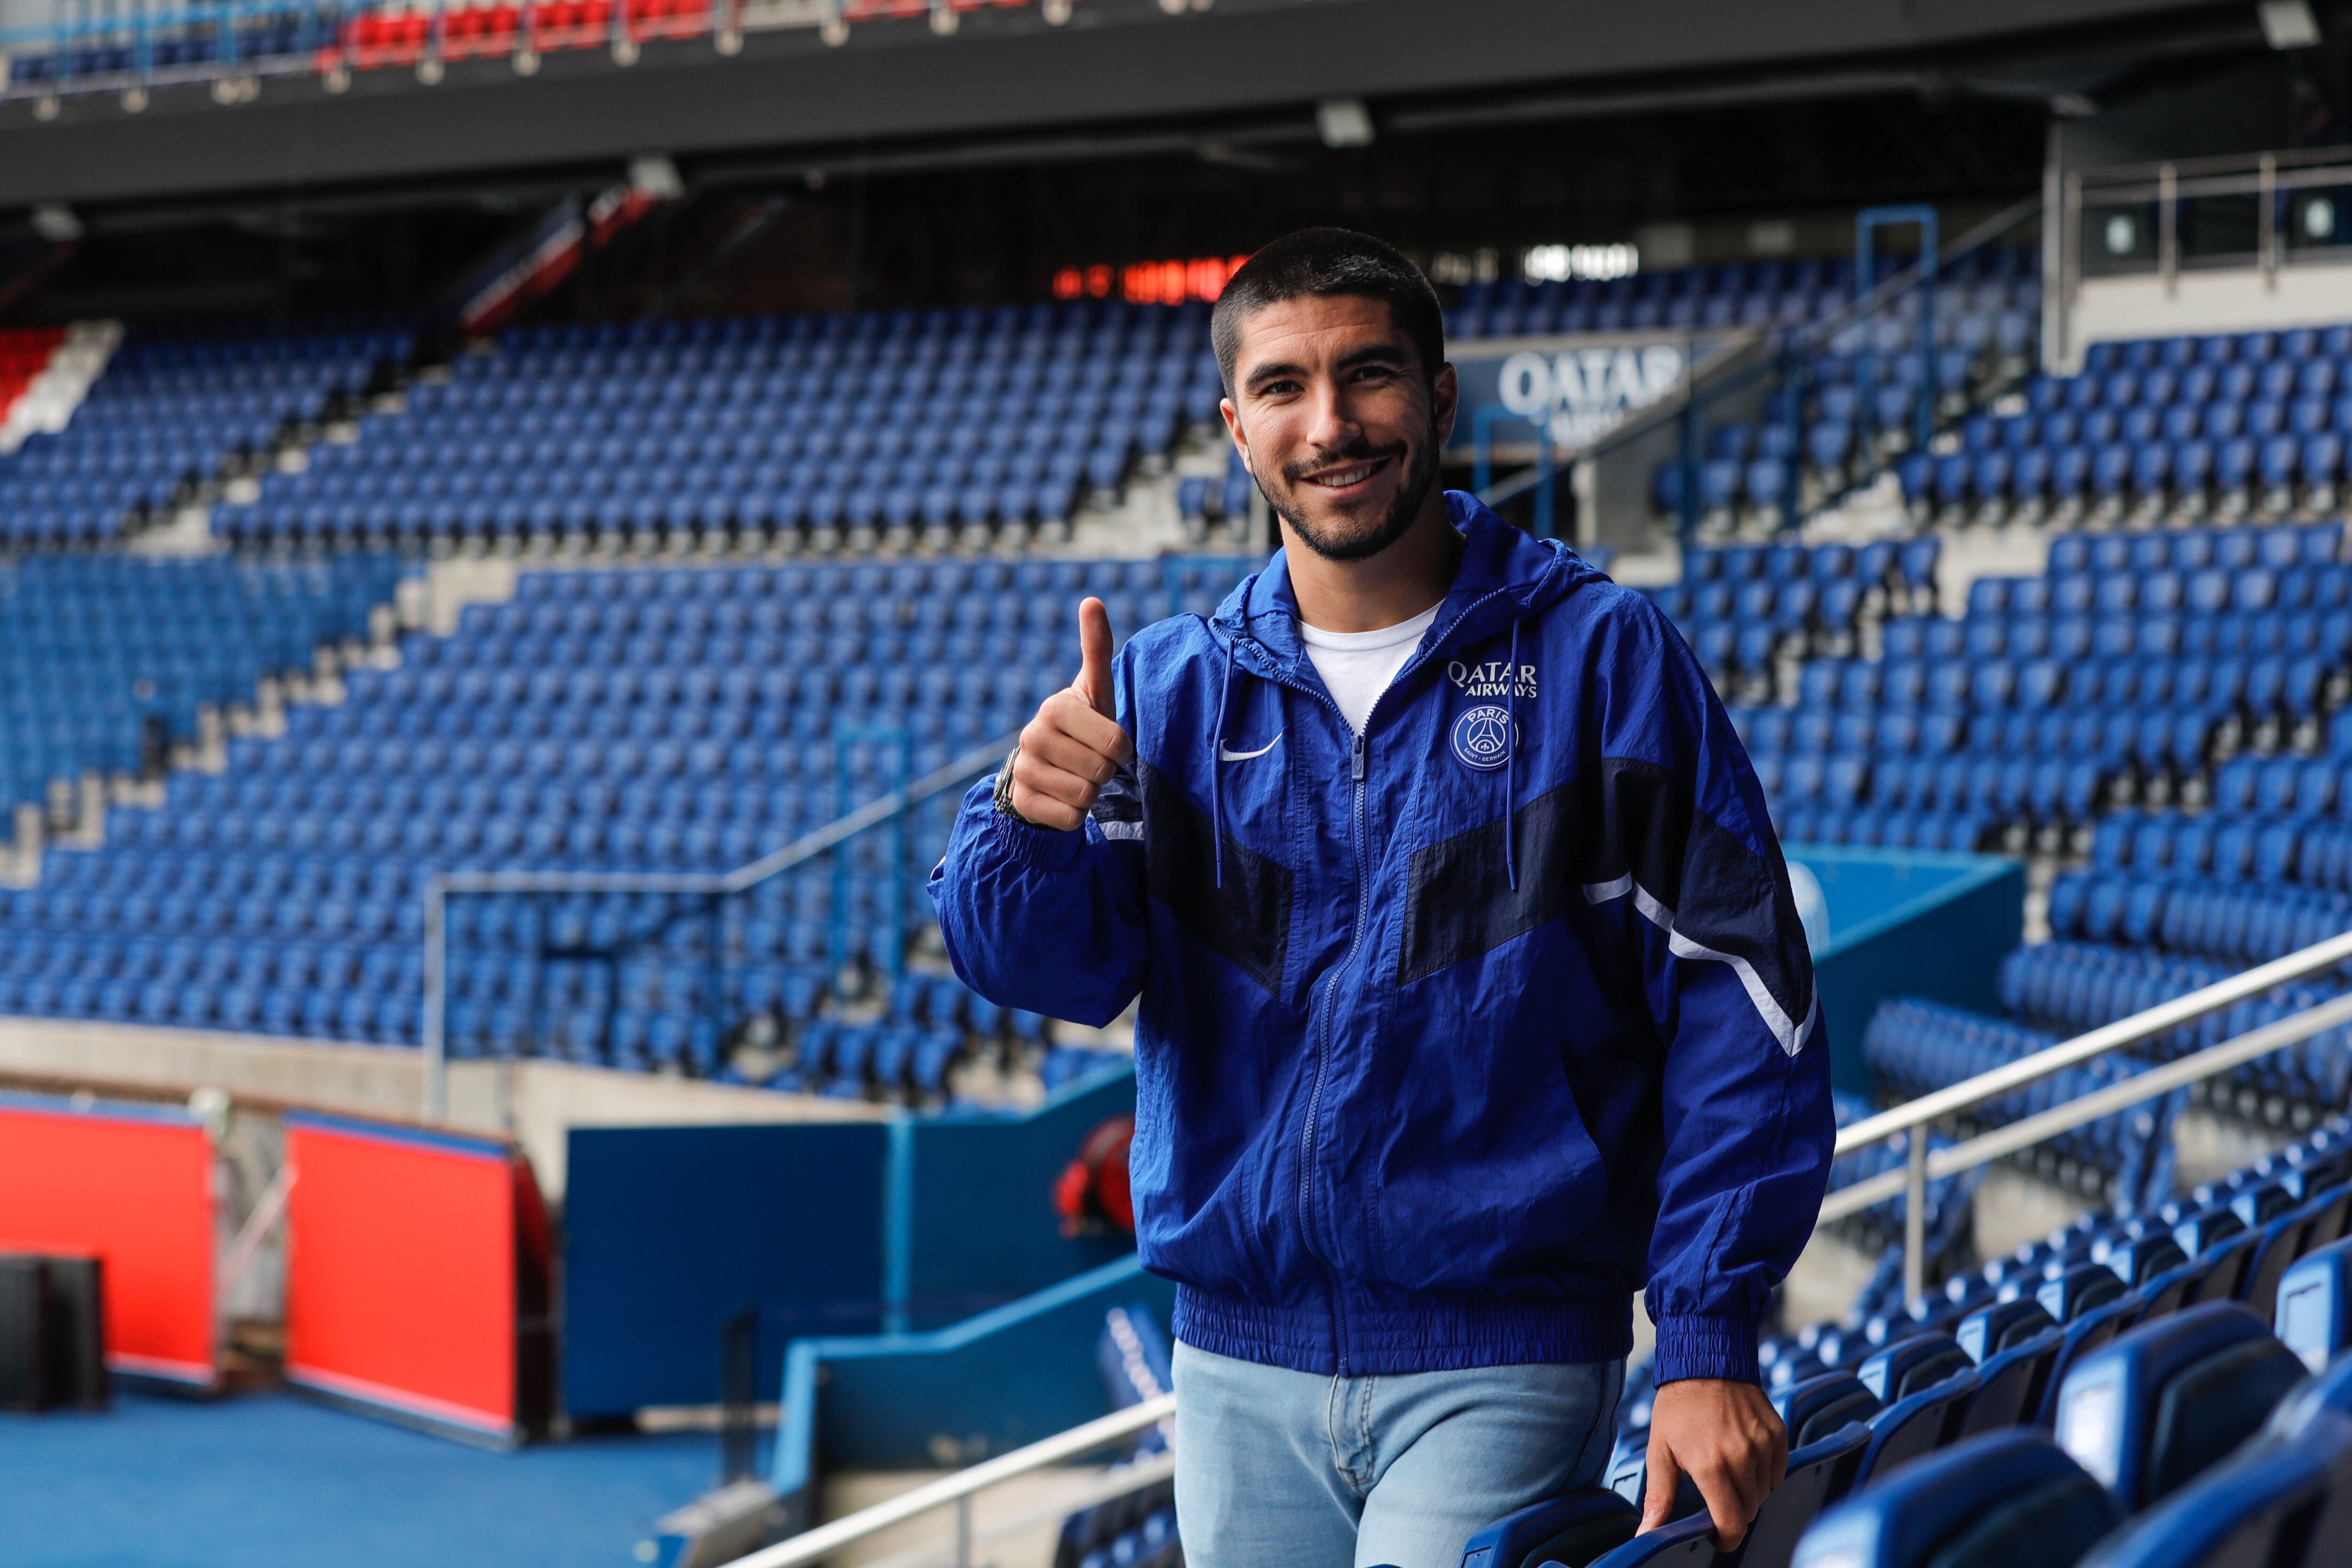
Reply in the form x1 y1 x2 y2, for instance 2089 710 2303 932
1457 1487 1638 1568
2053 1303 2310 1512
2071 1404 2352 1567
1774 1371 1884 1446
1789 1430 2122 1568
1849 1368 1977 1485
2276 1237 2352 1371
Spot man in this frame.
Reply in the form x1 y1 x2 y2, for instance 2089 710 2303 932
931 228 1833 1568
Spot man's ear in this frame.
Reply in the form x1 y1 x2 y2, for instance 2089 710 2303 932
1220 396 1254 476
1431 362 1460 448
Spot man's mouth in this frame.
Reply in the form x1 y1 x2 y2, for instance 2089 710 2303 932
1300 455 1393 493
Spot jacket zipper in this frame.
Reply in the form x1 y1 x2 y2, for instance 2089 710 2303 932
1297 712 1367 1375
1230 575 1539 1377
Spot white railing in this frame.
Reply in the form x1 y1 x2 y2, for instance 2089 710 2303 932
2052 143 2352 364
736 1393 1174 1568
1824 927 2352 1300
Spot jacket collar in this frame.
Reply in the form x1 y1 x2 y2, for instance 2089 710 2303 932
1212 492 1599 681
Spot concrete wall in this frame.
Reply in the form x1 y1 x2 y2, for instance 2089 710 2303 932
2069 257 2352 359
0 1017 882 1198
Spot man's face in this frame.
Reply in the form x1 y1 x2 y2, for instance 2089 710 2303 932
1220 294 1458 563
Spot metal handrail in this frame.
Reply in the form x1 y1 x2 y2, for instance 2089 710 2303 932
852 1450 1177 1568
416 731 1018 1119
1833 928 2352 1156
2079 159 2352 205
1822 987 2352 1225
2075 143 2352 188
737 1393 1175 1568
1829 926 2352 1300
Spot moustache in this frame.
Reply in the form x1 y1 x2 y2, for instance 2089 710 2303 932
1280 438 1411 488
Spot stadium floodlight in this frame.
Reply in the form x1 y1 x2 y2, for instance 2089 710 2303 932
30 204 80 243
629 155 684 199
1521 242 1639 283
1316 98 1374 149
2259 0 2320 48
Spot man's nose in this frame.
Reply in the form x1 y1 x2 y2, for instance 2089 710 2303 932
1303 377 1362 451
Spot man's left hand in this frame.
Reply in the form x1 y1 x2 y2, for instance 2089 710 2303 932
1638 1377 1788 1551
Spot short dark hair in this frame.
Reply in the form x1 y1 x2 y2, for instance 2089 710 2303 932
1211 227 1445 397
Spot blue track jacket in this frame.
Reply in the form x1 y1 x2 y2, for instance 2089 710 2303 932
931 495 1835 1385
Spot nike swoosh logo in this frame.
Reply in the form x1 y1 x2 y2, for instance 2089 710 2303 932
1218 734 1283 763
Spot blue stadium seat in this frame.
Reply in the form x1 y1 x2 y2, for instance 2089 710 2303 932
1455 1487 1638 1568
2072 1403 2352 1567
1789 1430 2121 1568
2053 1303 2309 1512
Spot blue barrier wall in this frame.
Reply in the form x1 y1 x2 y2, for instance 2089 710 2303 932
770 1254 1175 1535
1788 846 2025 1097
905 1066 1137 1329
564 1122 892 1419
563 1068 1139 1418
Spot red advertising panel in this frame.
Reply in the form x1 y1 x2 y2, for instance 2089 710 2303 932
0 1091 216 1385
283 1114 548 1446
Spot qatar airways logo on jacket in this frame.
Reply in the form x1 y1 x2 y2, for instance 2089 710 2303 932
1446 659 1538 700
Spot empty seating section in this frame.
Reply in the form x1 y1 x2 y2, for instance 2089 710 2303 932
5 0 1066 92
0 554 401 818
5 13 318 84
1559 305 2352 1556
211 303 1222 553
1595 249 2041 531
1531 1122 2352 1568
1056 1476 1180 1568
1653 536 1939 700
1449 250 2036 359
1734 522 2350 855
1177 449 1266 541
1823 1094 1976 1254
1865 1001 2203 1199
0 324 404 549
1905 327 2352 528
0 555 1239 1101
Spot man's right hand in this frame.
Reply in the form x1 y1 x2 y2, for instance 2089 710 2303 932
1005 597 1135 831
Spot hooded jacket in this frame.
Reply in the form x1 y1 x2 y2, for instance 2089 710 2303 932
931 494 1835 1385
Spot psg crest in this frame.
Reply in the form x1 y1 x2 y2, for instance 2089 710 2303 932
1449 705 1517 772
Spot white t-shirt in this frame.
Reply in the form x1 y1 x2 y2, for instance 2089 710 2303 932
1298 604 1442 736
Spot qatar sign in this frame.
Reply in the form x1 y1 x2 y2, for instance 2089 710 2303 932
1448 335 1717 455
1501 343 1685 448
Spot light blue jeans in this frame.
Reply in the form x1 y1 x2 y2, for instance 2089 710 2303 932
1171 1342 1623 1568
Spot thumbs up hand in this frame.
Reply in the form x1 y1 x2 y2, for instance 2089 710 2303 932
1006 597 1136 832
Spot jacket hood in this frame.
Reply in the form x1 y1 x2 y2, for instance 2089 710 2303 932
1208 491 1608 677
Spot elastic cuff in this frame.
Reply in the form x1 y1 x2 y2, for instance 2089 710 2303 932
983 793 1088 871
1651 1313 1761 1386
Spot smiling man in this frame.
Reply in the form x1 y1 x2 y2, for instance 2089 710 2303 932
931 228 1834 1568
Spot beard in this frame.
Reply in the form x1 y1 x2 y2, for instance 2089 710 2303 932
1263 425 1441 564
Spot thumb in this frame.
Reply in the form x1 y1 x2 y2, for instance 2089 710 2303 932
1076 597 1116 719
1639 1432 1679 1535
